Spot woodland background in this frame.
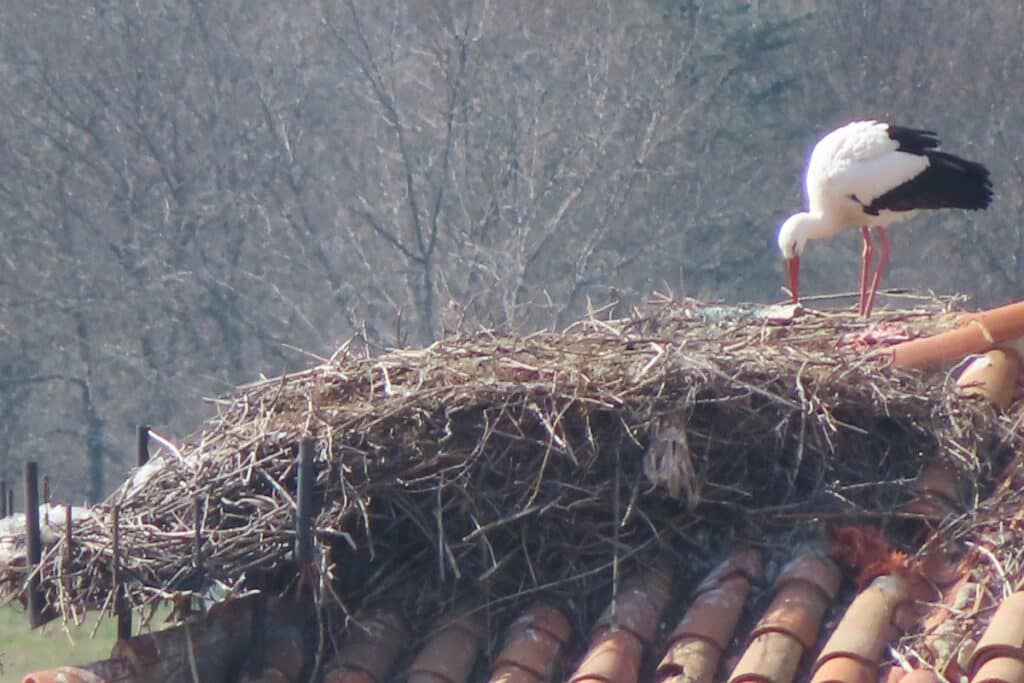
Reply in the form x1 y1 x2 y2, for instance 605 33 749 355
1 1 1020 502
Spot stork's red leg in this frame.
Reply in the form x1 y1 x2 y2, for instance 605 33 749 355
859 226 874 316
863 226 890 317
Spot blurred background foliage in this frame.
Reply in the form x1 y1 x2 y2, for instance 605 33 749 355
0 1 1019 501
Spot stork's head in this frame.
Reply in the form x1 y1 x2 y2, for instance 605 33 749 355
777 212 814 303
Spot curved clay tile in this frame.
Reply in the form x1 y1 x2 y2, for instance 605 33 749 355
488 603 571 683
242 623 305 683
325 609 408 683
22 659 135 683
889 300 1024 369
881 664 908 683
407 613 485 683
968 592 1024 682
657 550 763 683
955 348 1022 409
728 551 841 683
810 574 931 683
568 628 644 683
569 562 675 683
592 561 674 644
971 655 1024 683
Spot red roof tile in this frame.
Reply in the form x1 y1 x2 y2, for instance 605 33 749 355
728 551 841 683
956 348 1022 409
657 550 763 683
488 603 571 683
969 592 1024 682
325 609 407 683
810 574 932 683
407 613 485 683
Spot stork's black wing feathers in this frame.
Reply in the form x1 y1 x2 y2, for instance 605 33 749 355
867 151 993 214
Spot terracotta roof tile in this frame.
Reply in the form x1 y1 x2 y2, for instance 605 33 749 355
406 613 485 683
971 655 1024 683
657 550 763 683
955 348 1022 409
22 658 135 683
569 628 644 683
969 592 1024 680
810 575 931 683
592 562 674 644
728 551 841 683
325 609 407 683
569 563 674 683
488 603 571 683
811 653 877 683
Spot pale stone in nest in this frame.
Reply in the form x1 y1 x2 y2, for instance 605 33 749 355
643 412 698 510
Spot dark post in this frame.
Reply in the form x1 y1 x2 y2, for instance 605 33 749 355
136 425 150 467
247 573 267 678
1 480 6 517
7 488 13 515
112 505 132 640
63 504 73 597
24 462 43 628
192 496 203 569
295 439 314 566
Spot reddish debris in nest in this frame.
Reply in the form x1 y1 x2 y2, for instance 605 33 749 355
829 525 915 588
837 322 918 350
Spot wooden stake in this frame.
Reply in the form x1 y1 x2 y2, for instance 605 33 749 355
24 462 43 628
112 504 132 640
136 425 150 467
193 496 203 569
295 439 314 566
247 574 267 678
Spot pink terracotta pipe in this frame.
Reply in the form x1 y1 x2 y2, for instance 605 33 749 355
888 300 1024 369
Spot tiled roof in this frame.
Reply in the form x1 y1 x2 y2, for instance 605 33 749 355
20 528 1023 683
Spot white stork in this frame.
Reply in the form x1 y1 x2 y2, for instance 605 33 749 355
777 121 992 316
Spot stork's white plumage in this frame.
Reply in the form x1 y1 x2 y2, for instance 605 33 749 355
778 120 992 316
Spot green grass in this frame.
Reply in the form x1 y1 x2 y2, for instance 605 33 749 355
0 605 116 683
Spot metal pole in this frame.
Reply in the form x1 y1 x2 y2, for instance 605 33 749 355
136 425 150 467
24 462 43 628
1 479 6 517
295 439 314 566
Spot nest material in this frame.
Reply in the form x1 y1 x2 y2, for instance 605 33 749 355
2 295 1016 647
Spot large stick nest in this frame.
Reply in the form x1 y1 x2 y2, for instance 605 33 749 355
2 295 1016 641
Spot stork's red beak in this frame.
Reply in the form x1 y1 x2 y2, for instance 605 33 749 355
787 256 800 303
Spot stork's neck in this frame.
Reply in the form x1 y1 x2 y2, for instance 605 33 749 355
777 210 845 260
793 211 843 240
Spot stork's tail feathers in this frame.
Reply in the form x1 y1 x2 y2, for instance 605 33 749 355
924 151 993 210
